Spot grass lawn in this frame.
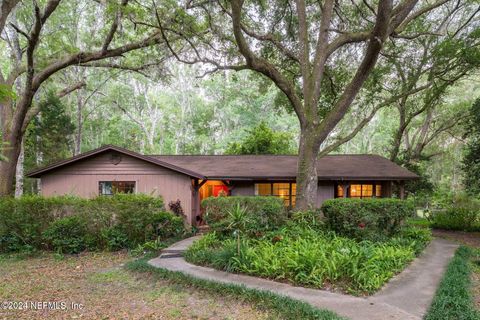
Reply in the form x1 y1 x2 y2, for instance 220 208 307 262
0 252 274 320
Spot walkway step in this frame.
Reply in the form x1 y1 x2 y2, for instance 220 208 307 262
161 249 185 254
160 253 184 259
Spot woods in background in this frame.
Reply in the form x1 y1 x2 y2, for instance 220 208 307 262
0 0 479 200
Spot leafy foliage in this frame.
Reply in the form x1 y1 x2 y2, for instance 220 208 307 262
101 226 130 251
0 194 185 253
225 121 295 155
463 98 480 195
185 225 431 294
168 199 185 217
425 246 479 320
43 216 88 254
429 194 480 231
202 196 286 237
321 198 415 241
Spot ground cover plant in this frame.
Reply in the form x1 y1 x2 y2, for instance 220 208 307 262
425 246 479 320
0 194 185 254
185 223 431 295
190 197 431 295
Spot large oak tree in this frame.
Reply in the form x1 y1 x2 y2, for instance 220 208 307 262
0 0 164 195
156 0 454 209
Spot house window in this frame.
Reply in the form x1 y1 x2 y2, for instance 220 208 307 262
337 185 345 198
376 185 382 197
99 181 135 195
336 183 382 199
255 182 296 207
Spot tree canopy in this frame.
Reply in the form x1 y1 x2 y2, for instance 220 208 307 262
226 122 295 155
0 0 479 200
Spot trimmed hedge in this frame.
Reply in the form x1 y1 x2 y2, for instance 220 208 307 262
0 194 184 253
202 196 286 236
321 198 415 240
425 246 479 320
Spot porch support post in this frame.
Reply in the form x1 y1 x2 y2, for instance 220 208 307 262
222 180 234 195
342 183 349 198
398 181 405 200
191 179 208 226
191 179 200 226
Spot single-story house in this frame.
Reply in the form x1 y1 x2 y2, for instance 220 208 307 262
27 145 418 225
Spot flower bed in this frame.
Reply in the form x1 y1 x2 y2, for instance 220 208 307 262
185 224 431 295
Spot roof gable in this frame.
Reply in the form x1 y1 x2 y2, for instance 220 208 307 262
27 145 205 179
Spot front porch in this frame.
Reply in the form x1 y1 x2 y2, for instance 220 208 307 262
191 179 232 226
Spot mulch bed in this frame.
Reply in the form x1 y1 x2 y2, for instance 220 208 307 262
432 229 480 248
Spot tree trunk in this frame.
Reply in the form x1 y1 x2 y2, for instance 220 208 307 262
14 138 24 197
295 126 321 210
390 110 406 162
75 89 83 155
0 132 22 196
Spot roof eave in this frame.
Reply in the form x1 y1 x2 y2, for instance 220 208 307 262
203 175 419 181
26 145 205 179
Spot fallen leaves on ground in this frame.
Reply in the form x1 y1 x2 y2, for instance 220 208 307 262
0 252 272 320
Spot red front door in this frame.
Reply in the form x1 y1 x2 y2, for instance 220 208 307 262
212 185 229 197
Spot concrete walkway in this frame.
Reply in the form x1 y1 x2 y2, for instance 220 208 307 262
149 237 458 320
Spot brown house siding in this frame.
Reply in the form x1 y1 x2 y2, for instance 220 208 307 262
231 181 255 196
316 182 335 207
39 152 194 222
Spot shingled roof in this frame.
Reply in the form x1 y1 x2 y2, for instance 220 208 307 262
27 145 418 180
151 154 418 180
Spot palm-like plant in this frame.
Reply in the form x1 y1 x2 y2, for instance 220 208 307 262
226 203 251 255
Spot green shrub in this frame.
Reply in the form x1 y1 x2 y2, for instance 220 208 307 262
101 226 130 251
0 195 81 252
43 216 88 254
431 208 479 231
429 195 480 231
0 194 184 253
321 198 415 240
290 209 324 231
151 211 185 240
425 246 479 320
389 226 432 254
186 226 425 294
203 196 286 236
420 192 480 231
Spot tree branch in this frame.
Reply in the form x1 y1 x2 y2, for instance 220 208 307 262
0 0 19 35
230 0 305 125
102 0 129 53
316 0 394 141
57 81 86 98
